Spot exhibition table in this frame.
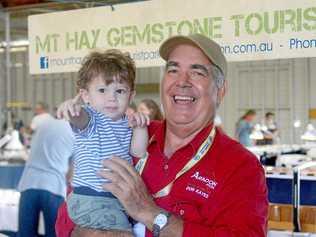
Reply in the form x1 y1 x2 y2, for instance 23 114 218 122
0 164 24 190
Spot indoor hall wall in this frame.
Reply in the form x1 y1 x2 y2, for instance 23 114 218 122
0 49 163 133
0 49 77 133
309 58 316 130
1 47 314 145
0 52 5 132
220 58 314 144
134 66 162 108
136 59 313 145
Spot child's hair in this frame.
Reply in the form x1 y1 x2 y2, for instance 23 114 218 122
77 49 136 91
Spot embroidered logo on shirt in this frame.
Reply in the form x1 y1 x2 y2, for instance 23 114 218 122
191 171 218 189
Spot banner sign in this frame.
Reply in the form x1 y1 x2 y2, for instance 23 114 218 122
28 0 316 74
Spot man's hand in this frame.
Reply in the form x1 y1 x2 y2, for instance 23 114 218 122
98 157 160 229
57 94 83 121
71 226 133 237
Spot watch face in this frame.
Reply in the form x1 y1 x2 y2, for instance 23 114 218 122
155 213 168 228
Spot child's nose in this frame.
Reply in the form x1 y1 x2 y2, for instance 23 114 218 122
107 91 117 101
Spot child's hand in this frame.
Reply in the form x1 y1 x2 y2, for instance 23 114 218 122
128 112 150 128
56 94 83 121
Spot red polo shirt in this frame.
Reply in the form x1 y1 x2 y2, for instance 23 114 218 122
143 121 268 237
56 121 268 237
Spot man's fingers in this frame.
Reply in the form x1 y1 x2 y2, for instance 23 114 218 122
102 157 137 184
99 167 142 206
102 182 124 198
109 156 139 177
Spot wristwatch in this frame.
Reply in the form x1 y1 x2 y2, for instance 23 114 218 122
152 211 170 237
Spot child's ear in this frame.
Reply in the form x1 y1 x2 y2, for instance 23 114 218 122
79 89 90 104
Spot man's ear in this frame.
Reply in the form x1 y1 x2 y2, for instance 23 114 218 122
216 80 227 107
79 89 90 104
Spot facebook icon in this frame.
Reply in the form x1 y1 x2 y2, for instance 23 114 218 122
40 57 49 69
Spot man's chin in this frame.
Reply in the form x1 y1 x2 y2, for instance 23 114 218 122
168 117 195 126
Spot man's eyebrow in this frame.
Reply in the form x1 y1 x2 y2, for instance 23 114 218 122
191 64 209 75
166 61 179 68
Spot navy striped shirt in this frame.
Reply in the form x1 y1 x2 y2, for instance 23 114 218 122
72 106 132 192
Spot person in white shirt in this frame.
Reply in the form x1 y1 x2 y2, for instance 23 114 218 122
18 118 75 237
30 102 54 133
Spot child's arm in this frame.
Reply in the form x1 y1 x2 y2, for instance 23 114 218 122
56 94 89 130
129 113 150 158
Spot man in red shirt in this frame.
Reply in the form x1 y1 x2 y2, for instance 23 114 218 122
56 34 268 237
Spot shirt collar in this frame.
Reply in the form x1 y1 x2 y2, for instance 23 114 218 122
189 123 214 153
149 120 166 152
149 121 214 154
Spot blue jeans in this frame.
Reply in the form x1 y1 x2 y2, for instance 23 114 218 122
18 189 64 237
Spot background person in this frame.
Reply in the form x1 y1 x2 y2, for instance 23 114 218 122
235 109 257 147
137 99 163 121
18 118 75 237
1 112 25 144
30 102 54 133
262 112 279 145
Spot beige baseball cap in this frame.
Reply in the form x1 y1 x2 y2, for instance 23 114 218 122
159 34 227 78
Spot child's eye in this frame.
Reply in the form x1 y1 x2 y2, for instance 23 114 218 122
116 89 127 94
98 88 106 93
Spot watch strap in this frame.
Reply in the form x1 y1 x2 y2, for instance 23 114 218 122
152 224 160 237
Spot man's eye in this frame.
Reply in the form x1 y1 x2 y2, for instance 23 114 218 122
167 68 178 74
191 70 207 78
98 88 106 93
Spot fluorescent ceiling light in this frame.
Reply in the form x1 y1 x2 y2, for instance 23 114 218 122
0 40 29 47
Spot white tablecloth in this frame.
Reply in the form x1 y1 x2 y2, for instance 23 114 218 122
0 190 44 234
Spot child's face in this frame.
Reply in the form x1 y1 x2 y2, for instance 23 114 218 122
81 75 133 121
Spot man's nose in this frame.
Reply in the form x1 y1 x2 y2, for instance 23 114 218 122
176 71 192 87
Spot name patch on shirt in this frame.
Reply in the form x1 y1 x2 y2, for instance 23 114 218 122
185 185 210 199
